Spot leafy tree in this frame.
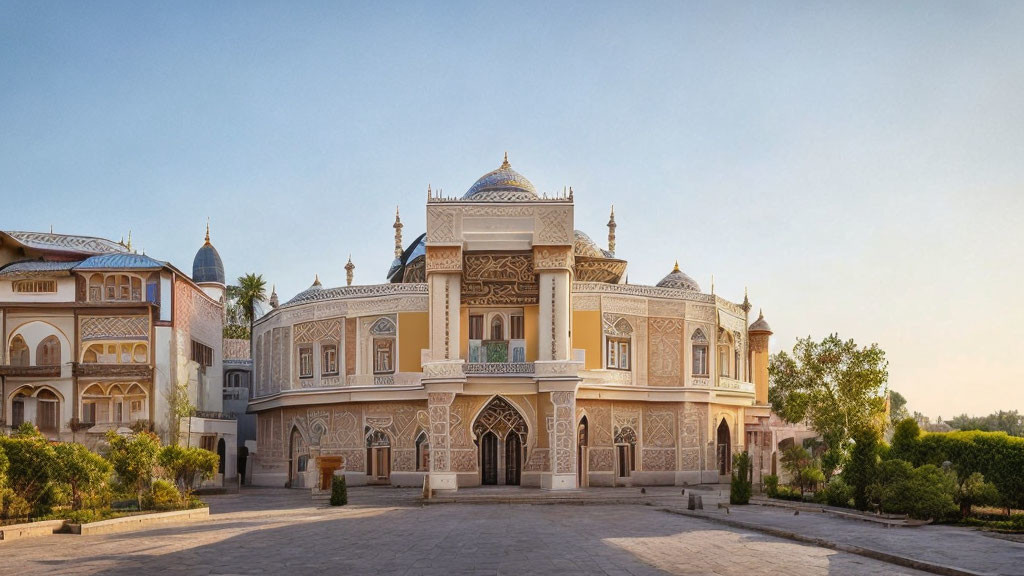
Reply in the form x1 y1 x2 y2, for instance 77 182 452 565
845 426 879 510
889 390 910 427
166 379 195 446
0 425 59 517
948 410 1024 437
823 477 853 507
769 335 888 474
157 444 219 500
889 418 922 465
105 430 161 508
780 445 822 497
730 452 753 504
955 472 1000 518
54 442 112 511
223 323 249 340
236 273 267 328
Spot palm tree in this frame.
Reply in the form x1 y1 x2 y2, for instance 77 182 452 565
236 273 268 340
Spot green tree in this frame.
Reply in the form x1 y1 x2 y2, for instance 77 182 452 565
730 452 753 504
769 335 888 472
157 444 219 500
236 272 268 328
948 410 1024 437
0 424 59 517
166 379 195 446
889 418 922 465
105 430 161 508
845 426 880 511
54 442 112 511
330 474 348 506
889 390 910 428
955 472 1000 518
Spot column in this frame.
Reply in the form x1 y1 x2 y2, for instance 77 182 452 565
427 391 457 491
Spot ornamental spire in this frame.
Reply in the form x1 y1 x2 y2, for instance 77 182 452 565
607 204 616 255
393 206 403 258
313 273 322 287
126 230 132 252
672 260 680 273
205 218 210 244
501 151 510 169
269 284 279 309
345 255 355 286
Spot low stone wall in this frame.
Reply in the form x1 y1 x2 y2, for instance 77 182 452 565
69 508 210 536
0 520 65 541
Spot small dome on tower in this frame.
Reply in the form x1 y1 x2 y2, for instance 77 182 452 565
192 223 225 285
462 154 539 201
656 261 701 292
749 310 773 334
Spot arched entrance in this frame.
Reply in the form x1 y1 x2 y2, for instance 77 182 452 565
577 416 589 488
717 419 731 476
472 396 527 486
217 438 226 475
365 427 391 482
288 427 308 488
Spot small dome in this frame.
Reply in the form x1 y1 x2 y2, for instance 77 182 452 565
192 227 225 285
573 230 604 258
749 310 772 333
656 261 701 292
462 154 538 201
284 275 323 306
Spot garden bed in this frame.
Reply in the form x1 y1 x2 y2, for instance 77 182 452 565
66 507 209 535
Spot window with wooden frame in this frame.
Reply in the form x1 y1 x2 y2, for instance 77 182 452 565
13 279 56 293
692 329 709 376
191 340 213 367
321 344 338 376
510 315 525 340
718 345 731 377
373 339 394 374
606 337 631 370
298 346 313 378
469 315 484 340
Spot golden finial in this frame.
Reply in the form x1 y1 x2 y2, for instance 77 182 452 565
501 151 510 169
345 254 355 286
672 260 680 273
204 218 210 244
126 230 132 252
313 273 321 286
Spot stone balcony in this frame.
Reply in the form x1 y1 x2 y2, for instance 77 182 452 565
72 363 153 379
0 365 61 378
716 377 755 393
463 362 535 376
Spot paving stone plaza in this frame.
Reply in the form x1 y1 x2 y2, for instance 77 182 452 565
5 487 1021 576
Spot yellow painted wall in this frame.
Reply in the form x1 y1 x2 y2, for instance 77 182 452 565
572 310 602 370
524 305 539 362
398 312 429 372
753 345 769 405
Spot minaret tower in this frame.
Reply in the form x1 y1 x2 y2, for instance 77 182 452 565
393 206 403 259
345 255 355 286
607 205 616 255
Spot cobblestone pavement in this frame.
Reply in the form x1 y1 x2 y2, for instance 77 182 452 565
682 500 1024 576
2 487 932 575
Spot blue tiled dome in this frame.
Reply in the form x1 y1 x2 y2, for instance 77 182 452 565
193 232 225 285
462 155 538 201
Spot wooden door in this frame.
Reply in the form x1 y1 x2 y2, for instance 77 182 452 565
505 432 521 486
480 431 498 485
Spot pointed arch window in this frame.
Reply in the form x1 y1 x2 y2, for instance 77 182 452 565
369 317 397 375
692 328 709 376
37 336 61 366
9 335 29 366
415 431 430 471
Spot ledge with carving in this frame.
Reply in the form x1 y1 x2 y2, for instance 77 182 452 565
572 282 715 304
579 369 633 386
716 377 755 394
72 363 153 379
421 360 467 382
534 360 582 379
273 283 429 309
0 365 62 378
463 362 535 376
345 372 422 387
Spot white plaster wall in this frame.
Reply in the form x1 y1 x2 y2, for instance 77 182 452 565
0 277 76 303
5 315 74 376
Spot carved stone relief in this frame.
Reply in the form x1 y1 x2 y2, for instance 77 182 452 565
461 252 537 305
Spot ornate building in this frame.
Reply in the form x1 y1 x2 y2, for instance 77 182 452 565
0 228 238 482
248 156 774 491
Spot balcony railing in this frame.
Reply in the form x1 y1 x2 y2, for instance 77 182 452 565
716 377 755 393
73 363 153 379
463 362 535 375
194 411 237 421
0 365 61 377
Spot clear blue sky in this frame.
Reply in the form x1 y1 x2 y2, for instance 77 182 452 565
3 2 1022 418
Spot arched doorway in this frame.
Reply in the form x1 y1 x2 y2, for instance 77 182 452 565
472 396 527 486
717 419 731 476
365 427 391 482
217 438 226 475
577 416 589 488
288 427 308 488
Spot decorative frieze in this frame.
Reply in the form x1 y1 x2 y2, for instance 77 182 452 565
533 246 573 272
80 316 149 341
574 281 715 303
462 252 537 306
426 246 462 274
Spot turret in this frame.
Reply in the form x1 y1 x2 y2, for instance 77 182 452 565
607 205 616 255
345 255 355 286
748 309 773 405
192 220 226 302
393 207 403 259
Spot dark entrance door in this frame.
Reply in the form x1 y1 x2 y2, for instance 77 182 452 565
480 431 498 485
505 432 521 486
717 419 731 475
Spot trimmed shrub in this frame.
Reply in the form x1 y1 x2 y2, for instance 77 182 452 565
764 475 779 498
105 430 161 508
730 452 752 504
0 425 59 517
955 472 1000 518
918 430 1024 512
330 474 348 506
889 418 922 464
54 442 112 511
845 426 880 510
870 460 957 520
157 444 219 500
823 477 853 508
144 479 182 511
